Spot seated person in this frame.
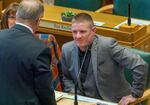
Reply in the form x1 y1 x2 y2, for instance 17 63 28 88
60 13 148 105
1 2 63 91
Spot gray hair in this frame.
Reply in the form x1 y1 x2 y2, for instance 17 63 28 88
16 0 44 21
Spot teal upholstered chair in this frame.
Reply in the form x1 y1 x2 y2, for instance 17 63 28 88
124 48 150 105
54 0 102 11
96 0 150 20
113 0 150 20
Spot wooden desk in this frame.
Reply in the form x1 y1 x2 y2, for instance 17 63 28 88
39 4 150 52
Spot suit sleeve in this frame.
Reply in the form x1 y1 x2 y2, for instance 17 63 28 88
33 47 56 105
109 38 148 98
61 45 75 93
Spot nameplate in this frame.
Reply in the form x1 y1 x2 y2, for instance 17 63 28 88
39 20 71 31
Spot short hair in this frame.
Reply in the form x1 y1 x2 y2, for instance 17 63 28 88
72 13 94 27
1 2 19 29
16 0 44 21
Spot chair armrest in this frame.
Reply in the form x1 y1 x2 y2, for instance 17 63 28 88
95 4 113 14
129 89 150 105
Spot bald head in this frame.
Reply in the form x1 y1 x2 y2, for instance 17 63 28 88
16 0 44 21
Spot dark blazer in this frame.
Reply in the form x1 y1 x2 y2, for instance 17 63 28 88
0 24 56 105
61 35 148 102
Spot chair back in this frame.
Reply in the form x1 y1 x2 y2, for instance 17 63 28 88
124 48 150 89
37 34 63 91
113 0 150 20
54 0 102 11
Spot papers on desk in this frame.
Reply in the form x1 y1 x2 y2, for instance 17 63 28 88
114 18 150 29
55 91 117 105
55 91 64 101
64 94 117 105
94 21 105 26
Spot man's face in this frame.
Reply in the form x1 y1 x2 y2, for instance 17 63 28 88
71 21 96 51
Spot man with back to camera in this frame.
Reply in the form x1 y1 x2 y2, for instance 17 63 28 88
0 0 56 105
61 13 148 105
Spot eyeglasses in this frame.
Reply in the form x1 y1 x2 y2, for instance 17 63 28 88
8 16 16 19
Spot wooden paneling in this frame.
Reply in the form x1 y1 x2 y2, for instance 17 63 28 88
1 0 21 9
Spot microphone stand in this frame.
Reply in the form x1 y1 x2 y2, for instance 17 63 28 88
74 46 89 105
74 83 78 105
127 3 131 26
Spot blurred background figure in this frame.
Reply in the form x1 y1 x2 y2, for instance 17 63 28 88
1 2 19 29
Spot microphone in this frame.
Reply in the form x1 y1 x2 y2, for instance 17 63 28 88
74 46 90 105
127 3 131 26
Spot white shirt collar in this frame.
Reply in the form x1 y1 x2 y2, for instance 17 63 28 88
16 22 34 34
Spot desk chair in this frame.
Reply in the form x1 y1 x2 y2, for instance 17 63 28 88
96 0 150 20
54 0 102 11
36 34 63 91
124 48 150 105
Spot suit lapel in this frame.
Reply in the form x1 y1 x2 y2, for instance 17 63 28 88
91 37 98 83
72 45 79 77
91 36 102 95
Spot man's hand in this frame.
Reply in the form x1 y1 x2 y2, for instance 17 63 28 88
118 94 137 105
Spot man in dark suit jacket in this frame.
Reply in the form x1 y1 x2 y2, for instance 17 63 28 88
61 13 148 105
0 0 56 105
